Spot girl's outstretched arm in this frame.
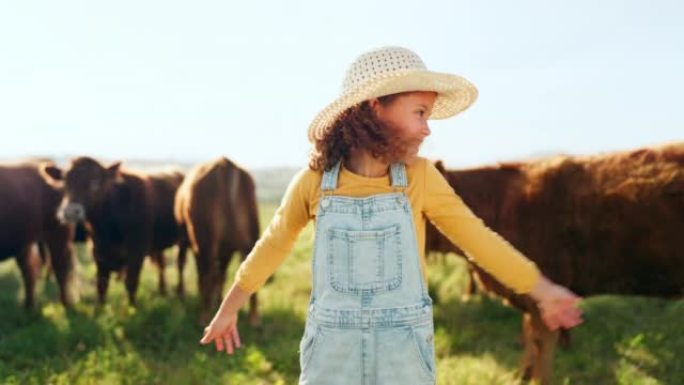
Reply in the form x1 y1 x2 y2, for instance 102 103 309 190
422 160 583 329
199 168 315 353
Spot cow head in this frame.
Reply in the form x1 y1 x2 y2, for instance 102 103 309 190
40 157 123 223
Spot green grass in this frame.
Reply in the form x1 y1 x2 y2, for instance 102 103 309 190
1 203 683 384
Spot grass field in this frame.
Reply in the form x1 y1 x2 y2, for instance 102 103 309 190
1 203 683 384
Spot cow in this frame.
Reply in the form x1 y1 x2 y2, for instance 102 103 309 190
426 142 684 384
0 162 77 308
174 157 261 325
40 157 188 305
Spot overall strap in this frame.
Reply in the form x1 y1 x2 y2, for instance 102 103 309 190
321 160 407 193
320 159 343 192
389 162 408 189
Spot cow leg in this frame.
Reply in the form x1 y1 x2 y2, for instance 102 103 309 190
196 242 220 325
467 264 478 295
38 241 51 280
96 266 111 305
558 328 572 349
518 311 559 385
16 244 41 309
462 264 479 301
92 243 112 305
533 315 559 385
519 313 535 381
197 266 215 325
197 262 218 325
150 251 167 296
176 242 188 298
216 246 234 308
125 254 145 306
45 224 77 307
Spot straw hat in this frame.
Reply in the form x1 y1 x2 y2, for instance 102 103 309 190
307 46 478 142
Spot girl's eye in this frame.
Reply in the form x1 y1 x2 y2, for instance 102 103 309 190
416 110 425 116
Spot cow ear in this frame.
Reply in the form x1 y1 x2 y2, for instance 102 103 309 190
39 162 64 186
107 161 125 183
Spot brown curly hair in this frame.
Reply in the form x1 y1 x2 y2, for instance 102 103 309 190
308 93 410 172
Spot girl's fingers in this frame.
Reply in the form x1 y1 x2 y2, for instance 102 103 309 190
199 327 213 344
546 316 559 331
224 334 234 355
200 323 242 356
567 309 583 327
231 326 242 348
547 302 583 329
563 296 582 307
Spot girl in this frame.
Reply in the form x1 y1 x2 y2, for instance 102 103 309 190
200 46 583 384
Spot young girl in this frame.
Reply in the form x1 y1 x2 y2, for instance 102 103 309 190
200 46 583 384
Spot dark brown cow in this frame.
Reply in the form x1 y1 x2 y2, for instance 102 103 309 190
174 157 260 325
0 162 76 308
41 157 188 305
426 142 684 384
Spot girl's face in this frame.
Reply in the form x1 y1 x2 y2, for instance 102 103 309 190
370 91 437 164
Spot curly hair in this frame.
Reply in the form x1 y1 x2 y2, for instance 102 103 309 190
308 93 410 172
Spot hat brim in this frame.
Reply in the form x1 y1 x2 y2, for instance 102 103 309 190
308 70 478 142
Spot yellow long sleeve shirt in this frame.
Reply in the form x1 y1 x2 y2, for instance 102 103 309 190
235 157 540 295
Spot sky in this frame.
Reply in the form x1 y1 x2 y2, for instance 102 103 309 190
1 0 682 170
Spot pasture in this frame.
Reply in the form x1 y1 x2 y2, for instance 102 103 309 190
1 203 683 384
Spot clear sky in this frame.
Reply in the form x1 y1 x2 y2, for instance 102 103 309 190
1 0 682 170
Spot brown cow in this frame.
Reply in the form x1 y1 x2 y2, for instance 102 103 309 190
174 157 261 325
0 162 77 308
427 142 684 384
41 157 188 305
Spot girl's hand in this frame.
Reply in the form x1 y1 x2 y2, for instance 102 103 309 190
199 311 241 354
529 276 583 331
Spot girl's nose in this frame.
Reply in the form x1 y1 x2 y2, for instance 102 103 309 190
422 124 431 138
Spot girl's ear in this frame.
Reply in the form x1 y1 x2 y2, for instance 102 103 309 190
368 98 379 108
368 98 382 117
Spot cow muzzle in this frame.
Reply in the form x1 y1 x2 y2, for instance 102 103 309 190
60 202 86 223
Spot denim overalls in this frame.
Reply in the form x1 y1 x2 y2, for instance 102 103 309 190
298 160 436 385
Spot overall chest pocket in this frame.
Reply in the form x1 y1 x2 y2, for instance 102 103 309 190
326 225 402 295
